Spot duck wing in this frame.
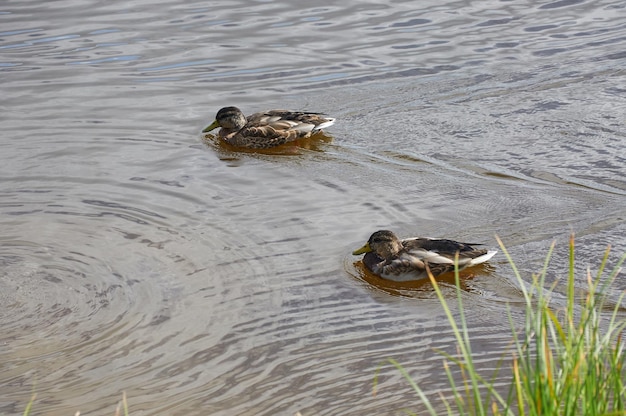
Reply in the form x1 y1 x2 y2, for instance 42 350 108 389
403 237 481 253
250 110 334 131
403 238 496 268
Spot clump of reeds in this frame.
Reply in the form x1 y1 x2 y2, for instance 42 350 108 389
377 234 626 416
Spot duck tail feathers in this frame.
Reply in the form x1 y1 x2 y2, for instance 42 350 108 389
314 118 336 131
468 250 498 266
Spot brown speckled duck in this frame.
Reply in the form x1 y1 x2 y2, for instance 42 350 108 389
202 106 336 149
353 230 497 281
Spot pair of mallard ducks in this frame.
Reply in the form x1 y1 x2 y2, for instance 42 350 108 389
203 107 496 281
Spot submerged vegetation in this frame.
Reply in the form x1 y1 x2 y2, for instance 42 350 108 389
377 234 626 415
22 392 129 416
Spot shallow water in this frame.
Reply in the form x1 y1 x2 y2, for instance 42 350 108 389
2 0 626 414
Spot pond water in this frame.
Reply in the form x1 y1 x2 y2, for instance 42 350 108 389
2 0 626 414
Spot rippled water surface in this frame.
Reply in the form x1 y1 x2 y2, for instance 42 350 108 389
2 0 626 414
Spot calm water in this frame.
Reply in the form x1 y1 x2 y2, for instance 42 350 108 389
2 0 626 414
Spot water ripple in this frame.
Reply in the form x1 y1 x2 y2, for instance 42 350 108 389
2 0 626 414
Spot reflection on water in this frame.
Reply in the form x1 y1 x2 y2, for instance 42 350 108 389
2 0 626 414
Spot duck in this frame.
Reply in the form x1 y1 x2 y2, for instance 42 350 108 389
352 230 497 282
202 106 336 149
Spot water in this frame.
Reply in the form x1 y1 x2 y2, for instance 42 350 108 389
2 0 626 414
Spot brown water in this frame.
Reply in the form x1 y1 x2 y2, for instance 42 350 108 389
2 0 626 414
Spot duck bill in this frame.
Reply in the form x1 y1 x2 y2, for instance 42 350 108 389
202 120 220 133
352 242 372 255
